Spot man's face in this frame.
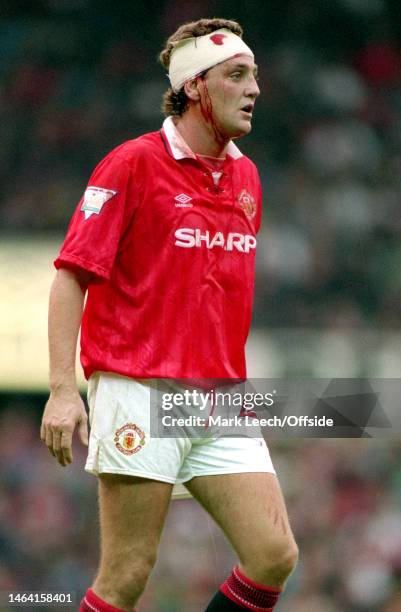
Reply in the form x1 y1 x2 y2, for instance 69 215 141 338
199 54 260 139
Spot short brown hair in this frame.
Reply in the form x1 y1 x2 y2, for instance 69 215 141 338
159 18 244 117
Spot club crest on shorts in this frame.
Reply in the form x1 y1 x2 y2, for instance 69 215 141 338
238 189 256 220
81 186 118 219
114 423 146 456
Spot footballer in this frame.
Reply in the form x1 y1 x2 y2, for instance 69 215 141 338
41 18 298 612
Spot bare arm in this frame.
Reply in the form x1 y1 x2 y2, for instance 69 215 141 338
40 267 92 466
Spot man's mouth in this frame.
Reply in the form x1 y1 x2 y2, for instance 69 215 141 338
240 104 254 116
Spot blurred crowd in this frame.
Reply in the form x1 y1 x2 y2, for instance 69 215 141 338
1 403 401 611
1 0 400 330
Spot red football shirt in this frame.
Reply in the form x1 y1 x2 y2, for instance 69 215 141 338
55 117 262 380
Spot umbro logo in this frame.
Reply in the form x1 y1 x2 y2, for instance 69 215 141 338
174 193 193 208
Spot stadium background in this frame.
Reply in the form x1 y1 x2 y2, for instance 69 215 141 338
1 0 401 610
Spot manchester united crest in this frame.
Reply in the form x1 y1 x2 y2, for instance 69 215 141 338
238 189 256 220
114 423 146 456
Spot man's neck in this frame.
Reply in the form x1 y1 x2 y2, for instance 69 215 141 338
174 111 229 158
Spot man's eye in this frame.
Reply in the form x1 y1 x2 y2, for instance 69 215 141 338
230 73 241 80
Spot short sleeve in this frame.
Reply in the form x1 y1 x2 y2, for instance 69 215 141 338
55 151 134 280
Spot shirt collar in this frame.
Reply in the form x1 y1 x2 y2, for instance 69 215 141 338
162 116 243 161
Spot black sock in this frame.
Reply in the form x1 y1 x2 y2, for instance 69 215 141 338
205 590 246 611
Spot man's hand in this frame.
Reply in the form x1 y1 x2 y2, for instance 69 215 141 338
40 387 88 466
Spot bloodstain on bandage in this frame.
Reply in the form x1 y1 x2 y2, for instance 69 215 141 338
210 34 226 45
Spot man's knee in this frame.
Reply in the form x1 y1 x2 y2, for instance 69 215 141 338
118 564 152 603
242 536 299 586
116 555 155 591
270 539 299 582
95 551 157 605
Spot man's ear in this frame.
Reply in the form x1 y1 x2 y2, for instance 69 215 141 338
183 78 201 102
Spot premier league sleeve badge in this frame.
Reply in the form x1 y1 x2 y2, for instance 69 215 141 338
81 186 118 219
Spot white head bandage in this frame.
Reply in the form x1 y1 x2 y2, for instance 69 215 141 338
168 28 254 93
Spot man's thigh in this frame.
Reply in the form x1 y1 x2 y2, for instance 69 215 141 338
97 474 173 564
185 472 296 572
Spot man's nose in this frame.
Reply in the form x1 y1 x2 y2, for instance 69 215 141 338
246 76 260 99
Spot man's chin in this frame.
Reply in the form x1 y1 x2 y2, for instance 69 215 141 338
227 122 252 139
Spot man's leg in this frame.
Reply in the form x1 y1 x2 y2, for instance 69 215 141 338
80 475 173 612
185 472 298 611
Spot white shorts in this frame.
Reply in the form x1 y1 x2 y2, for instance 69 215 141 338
85 373 276 496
